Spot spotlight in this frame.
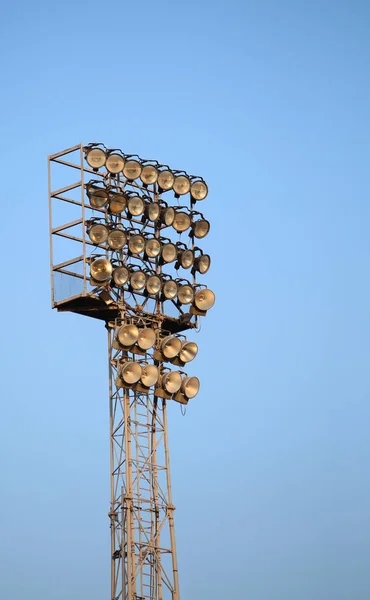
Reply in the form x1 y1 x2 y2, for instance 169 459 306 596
87 185 109 208
128 234 145 255
90 258 113 282
177 285 194 305
158 169 174 191
140 164 158 185
161 336 182 359
109 193 127 214
191 180 208 201
146 275 162 296
173 211 191 233
161 206 175 227
108 229 126 250
194 288 215 311
123 160 142 181
145 202 161 222
194 253 211 274
113 266 129 286
161 243 177 263
178 249 194 269
106 153 124 174
88 223 108 245
86 147 106 169
127 195 144 217
141 364 159 387
179 341 198 363
163 279 178 300
137 328 156 350
117 324 139 347
181 376 200 399
145 238 161 258
192 218 210 239
120 361 142 384
173 175 191 196
130 270 146 291
161 371 182 394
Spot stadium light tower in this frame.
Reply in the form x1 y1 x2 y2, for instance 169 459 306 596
48 142 215 600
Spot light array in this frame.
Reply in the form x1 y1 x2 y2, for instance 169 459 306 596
82 143 215 404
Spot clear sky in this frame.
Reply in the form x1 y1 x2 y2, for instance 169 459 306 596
1 1 370 599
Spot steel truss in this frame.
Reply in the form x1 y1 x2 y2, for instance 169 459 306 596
108 320 179 600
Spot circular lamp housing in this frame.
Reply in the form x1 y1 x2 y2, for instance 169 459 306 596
191 180 208 201
88 187 109 208
117 324 139 347
137 328 156 350
106 153 124 174
173 175 191 196
181 376 200 399
130 270 146 290
123 160 142 181
127 196 144 217
163 280 178 300
141 365 159 387
194 288 215 311
162 207 175 227
90 258 112 282
146 275 162 296
195 254 211 274
109 194 127 214
141 165 158 185
179 249 194 269
193 219 210 239
113 266 129 286
173 212 191 233
158 170 174 191
108 229 126 250
86 148 106 169
88 224 108 245
162 371 182 394
146 202 161 222
129 234 145 255
121 361 141 384
179 341 198 363
177 285 194 305
162 243 177 263
146 238 161 258
161 336 182 359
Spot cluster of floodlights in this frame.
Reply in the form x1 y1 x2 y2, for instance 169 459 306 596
116 324 198 365
86 185 210 238
118 361 200 401
84 147 208 201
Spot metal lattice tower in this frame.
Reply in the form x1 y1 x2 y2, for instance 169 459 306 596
48 143 214 600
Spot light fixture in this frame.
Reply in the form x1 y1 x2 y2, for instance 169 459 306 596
194 288 215 311
161 371 182 394
106 153 124 174
128 234 145 255
173 211 191 233
181 376 200 399
141 364 159 387
178 249 194 269
127 195 144 217
161 242 177 263
194 253 211 274
87 185 109 208
145 238 161 258
179 341 198 363
145 201 161 222
177 285 194 305
109 193 127 214
117 324 139 347
88 223 108 245
86 147 106 169
137 328 156 350
158 169 174 191
120 361 142 384
146 275 162 296
123 159 142 180
162 279 178 300
161 206 175 227
108 229 126 250
173 175 191 196
90 258 113 282
191 180 208 201
130 270 146 290
113 266 129 286
161 336 182 359
140 164 158 185
192 218 210 239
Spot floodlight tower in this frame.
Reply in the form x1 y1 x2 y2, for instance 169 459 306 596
48 143 215 600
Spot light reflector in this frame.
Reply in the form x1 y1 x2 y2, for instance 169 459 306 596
196 254 211 274
90 258 112 282
106 153 124 174
179 341 198 363
161 336 182 359
162 243 177 263
128 196 144 216
113 266 129 286
146 238 161 258
141 365 159 387
86 148 106 169
137 328 156 350
158 170 174 191
146 275 162 296
131 270 146 290
88 187 109 208
194 288 215 311
123 160 142 180
191 180 208 201
181 376 200 399
121 361 142 384
117 324 139 347
162 371 182 394
108 229 126 250
109 194 127 214
163 280 178 299
179 249 194 269
177 285 194 305
173 175 191 196
141 165 158 185
129 234 145 255
193 219 210 239
88 224 108 244
173 212 191 232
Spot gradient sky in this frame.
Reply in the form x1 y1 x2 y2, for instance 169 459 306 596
1 1 370 599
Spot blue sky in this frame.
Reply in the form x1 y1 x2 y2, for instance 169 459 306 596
1 1 370 598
